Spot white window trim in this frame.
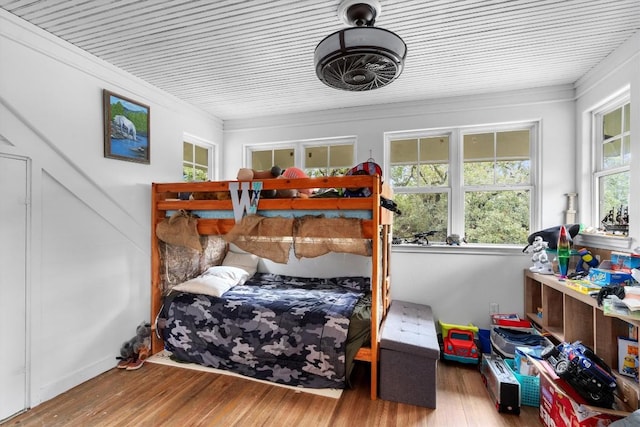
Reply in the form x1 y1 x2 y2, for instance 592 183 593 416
590 93 630 226
243 142 296 169
384 121 540 247
184 132 218 181
244 136 357 170
300 137 356 171
573 89 634 250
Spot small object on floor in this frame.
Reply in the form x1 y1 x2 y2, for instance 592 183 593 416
117 321 152 370
480 353 520 415
116 357 133 369
442 328 479 364
125 358 146 371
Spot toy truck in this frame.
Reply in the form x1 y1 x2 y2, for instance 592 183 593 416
442 328 480 364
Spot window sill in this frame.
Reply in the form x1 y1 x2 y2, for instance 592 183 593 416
573 233 633 251
391 243 525 256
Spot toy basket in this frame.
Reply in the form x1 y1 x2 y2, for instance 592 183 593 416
505 358 540 407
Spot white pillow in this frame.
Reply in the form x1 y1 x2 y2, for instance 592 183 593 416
222 251 259 276
172 266 249 297
202 265 250 285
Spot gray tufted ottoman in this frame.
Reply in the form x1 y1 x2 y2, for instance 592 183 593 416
379 300 440 408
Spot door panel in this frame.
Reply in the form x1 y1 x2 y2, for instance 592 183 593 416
0 156 28 420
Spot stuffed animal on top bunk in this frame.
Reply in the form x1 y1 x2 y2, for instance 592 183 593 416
277 167 313 198
237 166 313 198
116 321 151 371
236 166 282 181
192 166 285 200
236 166 282 198
190 191 231 200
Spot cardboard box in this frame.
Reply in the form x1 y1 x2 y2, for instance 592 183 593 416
533 358 628 427
618 336 639 380
588 267 633 286
480 354 520 414
611 252 640 273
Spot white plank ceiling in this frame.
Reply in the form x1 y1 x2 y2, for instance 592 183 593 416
1 0 639 121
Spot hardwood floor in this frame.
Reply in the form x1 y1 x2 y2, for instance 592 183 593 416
4 360 541 426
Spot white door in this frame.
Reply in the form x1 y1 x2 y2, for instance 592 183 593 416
0 155 28 420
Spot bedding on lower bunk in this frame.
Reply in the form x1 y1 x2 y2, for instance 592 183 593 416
159 273 371 389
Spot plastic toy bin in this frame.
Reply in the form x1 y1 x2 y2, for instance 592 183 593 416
505 358 540 407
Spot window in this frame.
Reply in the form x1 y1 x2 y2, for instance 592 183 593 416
251 147 295 171
388 135 450 242
594 99 630 233
247 138 355 177
387 124 536 245
183 136 216 181
304 143 354 177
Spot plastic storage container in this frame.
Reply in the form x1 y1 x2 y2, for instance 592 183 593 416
478 328 491 354
490 326 553 359
505 358 540 407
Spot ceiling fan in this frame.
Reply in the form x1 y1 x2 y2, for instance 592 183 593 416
314 0 407 91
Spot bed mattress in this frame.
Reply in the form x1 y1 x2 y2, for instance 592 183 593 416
159 273 371 388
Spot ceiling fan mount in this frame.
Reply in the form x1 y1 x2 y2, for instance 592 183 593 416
338 0 381 27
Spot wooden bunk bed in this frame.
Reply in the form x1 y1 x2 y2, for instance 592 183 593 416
150 175 393 399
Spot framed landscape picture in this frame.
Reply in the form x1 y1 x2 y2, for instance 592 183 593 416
103 89 150 164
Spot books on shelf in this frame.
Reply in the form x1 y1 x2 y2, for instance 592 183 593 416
603 299 640 321
564 279 601 295
621 287 640 311
618 336 639 380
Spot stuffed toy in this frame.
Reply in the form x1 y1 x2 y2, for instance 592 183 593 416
237 166 282 198
277 167 311 198
237 166 282 181
116 321 151 371
523 224 581 251
190 191 230 200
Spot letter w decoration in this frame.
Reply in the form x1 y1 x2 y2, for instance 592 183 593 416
229 181 262 222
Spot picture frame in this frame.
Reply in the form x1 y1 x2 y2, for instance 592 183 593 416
103 89 150 164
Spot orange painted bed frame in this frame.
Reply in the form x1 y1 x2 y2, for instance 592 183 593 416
150 175 393 399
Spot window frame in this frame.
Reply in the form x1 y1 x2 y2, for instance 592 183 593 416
183 133 218 182
591 94 631 230
385 121 540 247
245 136 357 175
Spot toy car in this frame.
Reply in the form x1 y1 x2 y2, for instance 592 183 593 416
443 328 479 364
542 341 617 407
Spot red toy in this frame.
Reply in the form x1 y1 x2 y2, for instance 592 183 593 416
443 328 480 364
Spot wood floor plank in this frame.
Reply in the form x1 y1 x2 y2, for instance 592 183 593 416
4 360 541 426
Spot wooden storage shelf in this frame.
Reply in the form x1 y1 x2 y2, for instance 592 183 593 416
524 269 640 408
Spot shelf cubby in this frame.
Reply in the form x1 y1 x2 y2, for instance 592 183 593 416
523 269 640 409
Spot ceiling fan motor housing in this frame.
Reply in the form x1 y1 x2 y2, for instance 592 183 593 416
315 0 407 91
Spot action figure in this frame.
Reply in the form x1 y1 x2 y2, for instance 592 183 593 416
527 236 553 274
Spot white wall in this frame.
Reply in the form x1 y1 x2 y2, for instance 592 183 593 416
223 87 577 329
0 10 222 407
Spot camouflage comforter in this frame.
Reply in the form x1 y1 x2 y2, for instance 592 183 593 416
160 273 369 388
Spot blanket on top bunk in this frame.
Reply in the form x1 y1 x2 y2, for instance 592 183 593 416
159 273 369 389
